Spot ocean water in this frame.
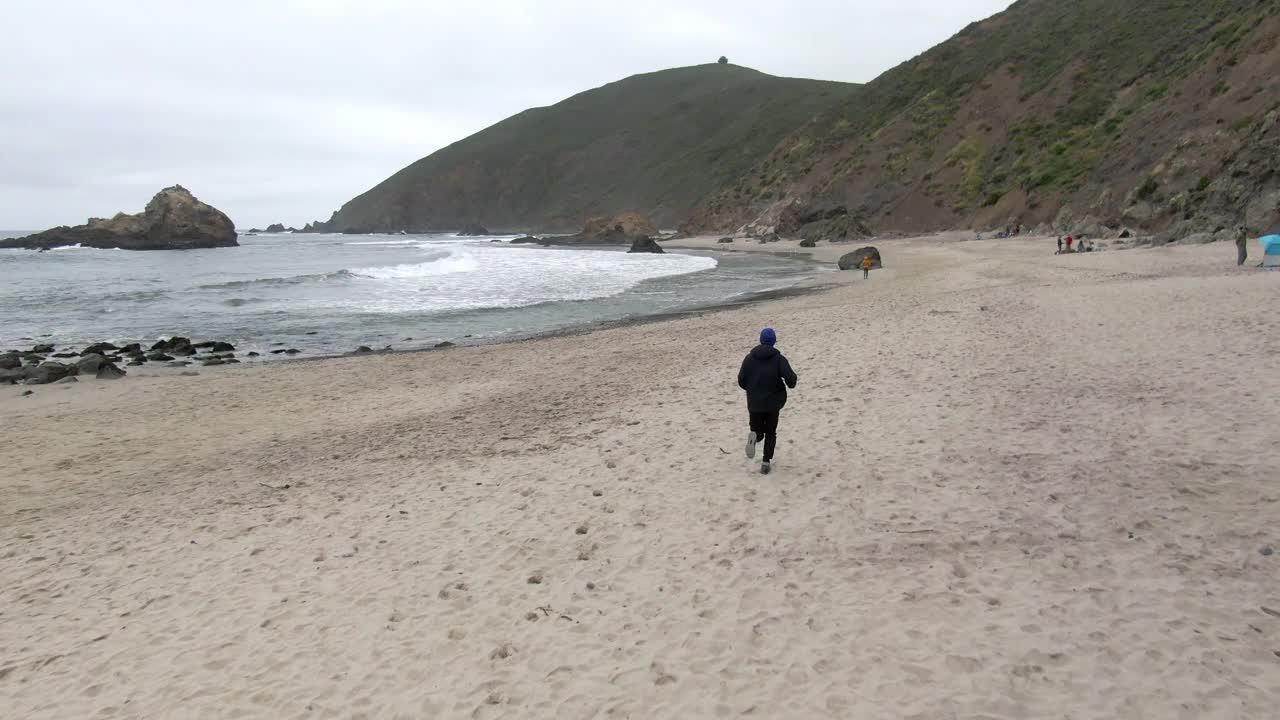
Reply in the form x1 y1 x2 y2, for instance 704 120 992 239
0 232 818 358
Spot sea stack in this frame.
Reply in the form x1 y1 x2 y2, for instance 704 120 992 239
0 185 238 251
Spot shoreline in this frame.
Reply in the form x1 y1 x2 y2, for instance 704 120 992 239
3 241 836 375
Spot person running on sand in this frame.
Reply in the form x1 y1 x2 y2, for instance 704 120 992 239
1057 236 1063 254
861 255 874 279
738 328 798 476
1236 226 1248 266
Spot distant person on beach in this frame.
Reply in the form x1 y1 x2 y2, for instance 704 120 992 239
1236 226 1248 266
861 255 874 278
1057 237 1063 254
738 328 798 476
1065 235 1074 253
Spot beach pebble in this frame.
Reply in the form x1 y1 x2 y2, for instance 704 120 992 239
22 390 34 396
575 524 588 535
586 582 596 590
527 574 543 584
1262 546 1274 557
606 461 616 469
592 489 603 497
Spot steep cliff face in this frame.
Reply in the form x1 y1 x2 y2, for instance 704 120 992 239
684 0 1280 238
312 64 857 233
1 186 238 250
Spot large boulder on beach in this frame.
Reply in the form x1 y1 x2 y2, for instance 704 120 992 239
838 246 882 271
76 354 111 375
509 235 541 244
24 362 77 385
627 237 665 254
0 368 25 384
0 352 21 371
96 363 127 380
0 186 237 251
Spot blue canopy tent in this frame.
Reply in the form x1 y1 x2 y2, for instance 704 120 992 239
1263 235 1280 268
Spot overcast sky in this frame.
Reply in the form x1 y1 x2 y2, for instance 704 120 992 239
0 0 1011 230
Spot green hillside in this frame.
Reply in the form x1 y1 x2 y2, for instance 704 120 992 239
686 0 1280 239
314 64 856 233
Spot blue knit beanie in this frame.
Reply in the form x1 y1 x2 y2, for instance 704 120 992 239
760 327 777 346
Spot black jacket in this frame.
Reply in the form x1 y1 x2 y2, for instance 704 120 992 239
738 345 798 413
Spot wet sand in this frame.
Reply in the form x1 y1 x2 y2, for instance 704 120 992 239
2 235 1278 718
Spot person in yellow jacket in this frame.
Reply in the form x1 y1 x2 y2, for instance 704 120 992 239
860 255 874 279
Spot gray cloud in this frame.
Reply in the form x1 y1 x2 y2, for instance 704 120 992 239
1 0 1011 229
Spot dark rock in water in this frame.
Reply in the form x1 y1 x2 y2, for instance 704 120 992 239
127 360 145 367
799 238 817 248
246 351 260 357
270 349 289 355
0 186 238 251
0 352 21 370
56 376 79 384
717 237 734 243
83 342 118 355
24 355 46 365
225 358 241 364
203 358 226 366
76 354 111 375
305 331 318 335
284 348 300 355
25 362 77 385
210 342 235 352
265 223 292 233
510 236 541 244
32 344 55 354
166 361 192 367
838 246 883 271
96 363 126 380
118 343 142 354
627 236 665 254
434 341 455 349
53 352 80 358
458 223 491 236
355 346 373 353
152 336 195 355
147 352 175 362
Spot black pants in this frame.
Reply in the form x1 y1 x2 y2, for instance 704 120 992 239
750 410 780 462
863 268 870 279
1238 240 1247 266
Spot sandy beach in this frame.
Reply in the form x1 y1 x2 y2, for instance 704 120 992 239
2 235 1278 718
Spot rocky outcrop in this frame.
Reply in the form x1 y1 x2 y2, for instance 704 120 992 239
264 223 298 233
535 214 659 246
838 247 882 271
458 223 491 236
0 186 237 251
509 236 541 244
627 237 665 254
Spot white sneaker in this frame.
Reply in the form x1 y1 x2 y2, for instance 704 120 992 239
745 431 757 459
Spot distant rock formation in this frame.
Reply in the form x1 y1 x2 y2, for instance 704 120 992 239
458 223 491 236
265 223 298 233
0 186 237 251
538 214 659 246
627 236 665 254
